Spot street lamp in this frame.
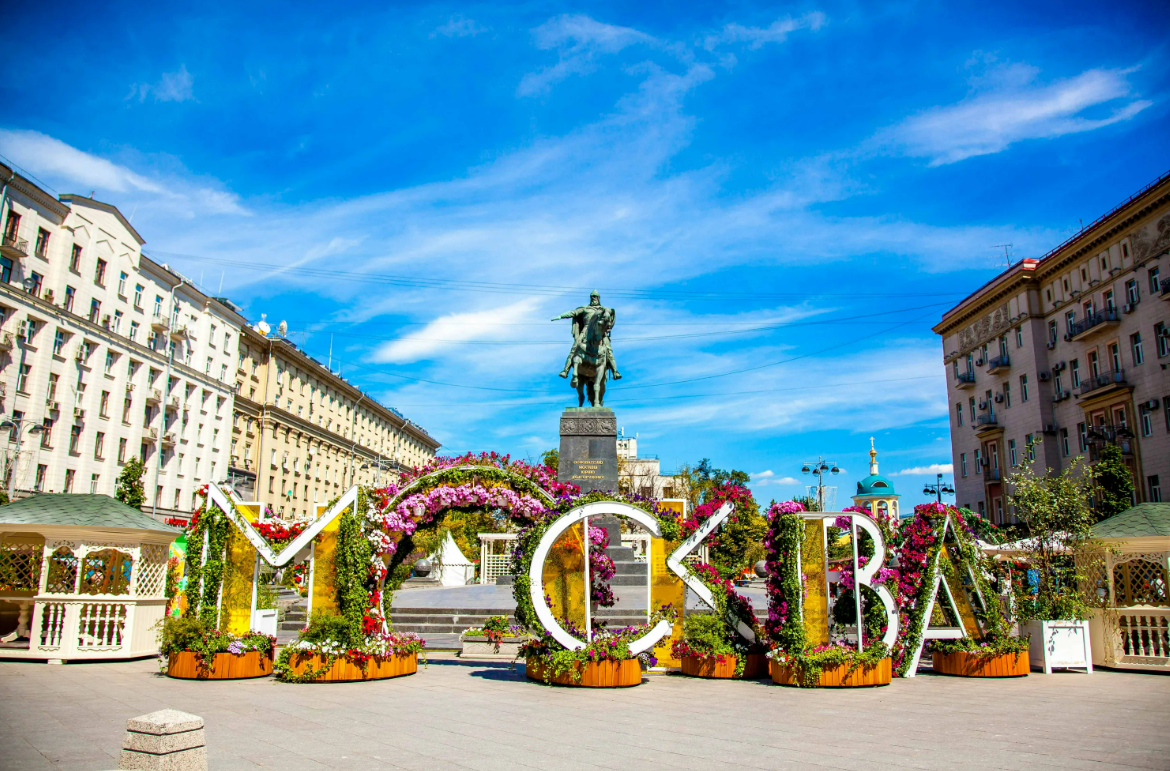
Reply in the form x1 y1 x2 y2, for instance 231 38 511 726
800 456 839 511
0 418 45 499
923 473 955 504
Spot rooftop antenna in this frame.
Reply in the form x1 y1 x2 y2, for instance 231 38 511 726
991 244 1013 268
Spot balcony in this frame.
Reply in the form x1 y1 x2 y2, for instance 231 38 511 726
150 313 170 333
1067 308 1121 342
167 396 180 412
975 412 1000 434
142 427 158 443
0 331 13 352
1 234 29 260
1161 277 1170 301
161 432 176 447
169 324 189 341
1078 369 1129 398
987 354 1011 373
144 388 162 405
954 370 976 389
983 466 1001 482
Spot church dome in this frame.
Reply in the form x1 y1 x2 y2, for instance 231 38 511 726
856 474 896 497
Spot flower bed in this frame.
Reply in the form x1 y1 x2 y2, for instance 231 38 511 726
767 642 892 688
680 653 768 679
461 615 528 659
167 651 273 680
525 658 641 687
157 617 276 680
931 650 1028 677
283 651 418 682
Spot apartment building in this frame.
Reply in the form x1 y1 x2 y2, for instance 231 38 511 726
230 321 439 520
934 170 1170 522
616 431 682 499
0 164 243 519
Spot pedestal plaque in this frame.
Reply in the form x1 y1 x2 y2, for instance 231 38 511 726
559 407 619 494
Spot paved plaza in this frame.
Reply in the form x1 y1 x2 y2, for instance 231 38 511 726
2 655 1168 771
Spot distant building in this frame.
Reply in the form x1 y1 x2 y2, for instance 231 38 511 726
933 170 1170 523
0 164 242 520
230 321 440 520
851 439 900 519
616 430 682 499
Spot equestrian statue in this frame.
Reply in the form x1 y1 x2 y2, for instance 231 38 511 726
552 290 621 407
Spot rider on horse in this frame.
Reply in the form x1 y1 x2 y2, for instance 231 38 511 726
553 290 621 386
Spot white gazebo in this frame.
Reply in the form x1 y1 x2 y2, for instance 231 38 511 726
0 494 179 662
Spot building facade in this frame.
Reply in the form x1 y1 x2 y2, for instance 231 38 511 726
616 431 682 500
934 171 1170 522
0 165 243 520
230 321 440 520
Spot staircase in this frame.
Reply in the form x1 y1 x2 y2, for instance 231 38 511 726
276 587 306 643
390 610 517 636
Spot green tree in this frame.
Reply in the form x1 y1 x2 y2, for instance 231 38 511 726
1006 449 1097 621
115 457 147 508
540 448 559 473
1094 443 1134 522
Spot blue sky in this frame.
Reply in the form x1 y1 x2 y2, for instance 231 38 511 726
2 1 1168 507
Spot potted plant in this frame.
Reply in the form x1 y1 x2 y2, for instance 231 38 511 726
673 613 768 679
768 641 892 687
460 615 528 659
157 617 275 680
275 611 425 683
1005 448 1096 674
520 623 660 688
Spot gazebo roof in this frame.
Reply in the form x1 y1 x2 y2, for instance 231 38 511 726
0 494 180 535
1092 503 1170 539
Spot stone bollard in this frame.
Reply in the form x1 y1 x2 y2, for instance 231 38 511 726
118 709 207 771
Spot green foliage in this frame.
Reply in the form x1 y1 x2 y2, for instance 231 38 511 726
334 491 371 644
1006 451 1098 622
298 611 358 647
114 457 147 509
154 616 274 673
710 493 766 580
773 641 890 688
931 635 1029 658
540 449 559 473
182 502 232 627
1094 443 1134 523
765 506 806 652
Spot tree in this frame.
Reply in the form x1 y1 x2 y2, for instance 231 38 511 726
1094 443 1134 523
115 457 147 509
540 448 558 473
1006 450 1097 621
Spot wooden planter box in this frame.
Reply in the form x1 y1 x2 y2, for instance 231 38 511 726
167 651 273 680
460 636 527 659
285 652 418 682
932 650 1029 677
525 657 642 687
680 652 768 679
770 657 892 687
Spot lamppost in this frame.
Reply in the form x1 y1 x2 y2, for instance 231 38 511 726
800 457 840 511
922 473 955 504
1 417 45 499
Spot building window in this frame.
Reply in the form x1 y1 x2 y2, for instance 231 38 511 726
1141 406 1154 437
1109 342 1122 372
64 469 75 493
977 500 985 516
1089 350 1100 378
63 286 76 313
1070 358 1080 388
69 425 81 454
1131 332 1144 366
28 271 42 296
53 329 66 357
1125 279 1139 305
1149 266 1161 295
1078 422 1087 452
1156 323 1170 358
1020 374 1029 402
89 298 101 323
133 284 144 308
955 403 963 427
1025 433 1034 461
1065 310 1076 335
94 432 105 459
15 363 31 393
1004 382 1011 407
1060 428 1069 457
960 453 967 477
205 356 212 375
117 271 127 295
35 228 50 258
34 464 46 491
0 255 11 283
105 352 115 375
1009 439 1017 467
968 397 975 423
118 437 127 463
1053 370 1063 395
95 258 107 285
91 474 100 494
1150 476 1163 503
1015 327 1023 348
1047 320 1057 345
40 417 53 448
99 390 110 418
122 398 132 424
70 244 82 271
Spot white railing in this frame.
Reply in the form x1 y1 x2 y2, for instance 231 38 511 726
1113 607 1170 664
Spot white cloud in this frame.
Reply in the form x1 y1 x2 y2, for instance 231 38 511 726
893 463 953 476
432 16 488 38
370 298 544 364
519 15 654 95
752 469 775 479
881 65 1151 165
129 65 195 103
704 12 827 50
0 129 247 217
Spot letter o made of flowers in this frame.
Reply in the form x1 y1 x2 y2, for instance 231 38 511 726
528 501 673 654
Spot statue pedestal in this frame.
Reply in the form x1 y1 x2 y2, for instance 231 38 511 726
559 407 619 491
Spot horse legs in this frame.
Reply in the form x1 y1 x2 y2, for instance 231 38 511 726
594 368 606 407
577 380 586 407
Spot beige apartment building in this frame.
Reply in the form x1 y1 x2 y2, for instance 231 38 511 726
0 164 243 520
934 171 1170 523
229 322 439 519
